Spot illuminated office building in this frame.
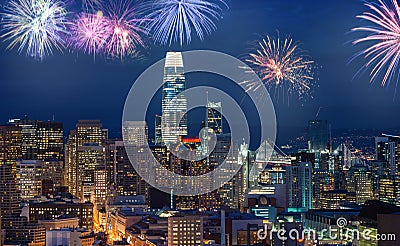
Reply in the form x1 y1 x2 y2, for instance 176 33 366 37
94 165 108 206
206 101 222 134
36 121 63 161
258 165 285 185
65 120 107 200
106 140 148 198
210 134 240 209
0 163 21 221
320 190 356 209
168 215 203 246
123 121 148 146
76 120 106 146
161 52 187 144
29 198 94 229
378 176 400 206
155 115 162 145
65 130 78 195
287 162 312 210
16 160 42 200
0 125 22 167
376 134 400 175
0 126 45 245
42 159 64 188
8 118 63 161
308 120 328 152
346 165 373 204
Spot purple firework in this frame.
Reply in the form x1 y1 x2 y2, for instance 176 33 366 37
69 12 112 58
352 0 400 89
103 0 147 59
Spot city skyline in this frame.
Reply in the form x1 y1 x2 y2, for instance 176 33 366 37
1 0 400 134
2 0 400 245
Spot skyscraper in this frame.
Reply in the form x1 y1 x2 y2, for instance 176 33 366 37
376 134 400 175
210 134 240 209
286 162 313 210
0 125 22 167
122 121 148 146
16 160 42 200
346 165 373 204
106 140 148 198
65 120 107 200
155 114 162 145
161 52 187 144
206 101 222 134
308 120 328 152
8 118 63 161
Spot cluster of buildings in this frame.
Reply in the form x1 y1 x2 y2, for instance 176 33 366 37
1 52 400 246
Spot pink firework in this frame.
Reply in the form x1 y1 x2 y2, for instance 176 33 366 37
104 0 147 59
352 0 400 88
69 12 112 58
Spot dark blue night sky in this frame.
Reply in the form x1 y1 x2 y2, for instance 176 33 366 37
1 0 400 141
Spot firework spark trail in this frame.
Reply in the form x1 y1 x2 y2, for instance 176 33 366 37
69 12 112 58
143 0 226 46
81 0 103 11
243 35 315 103
1 0 69 60
352 0 400 89
103 0 147 59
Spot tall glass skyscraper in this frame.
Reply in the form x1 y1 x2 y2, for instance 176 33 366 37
161 52 187 144
308 120 328 152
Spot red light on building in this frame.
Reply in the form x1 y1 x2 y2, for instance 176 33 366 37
181 137 201 143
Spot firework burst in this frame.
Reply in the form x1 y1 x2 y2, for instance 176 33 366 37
1 0 69 60
351 0 400 90
104 0 147 59
69 12 112 58
243 35 315 102
81 0 103 11
143 0 227 46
